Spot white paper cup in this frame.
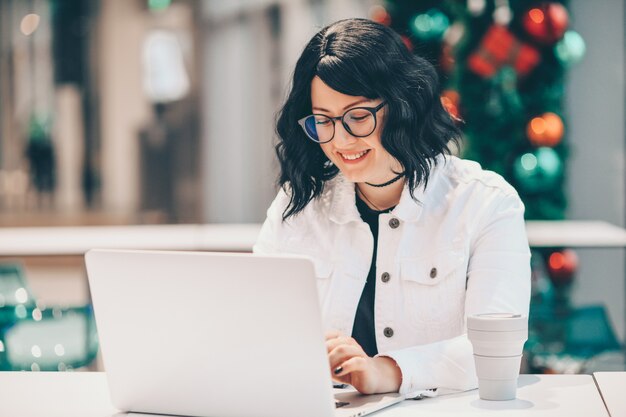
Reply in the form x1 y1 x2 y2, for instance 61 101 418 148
467 328 528 357
478 376 519 400
475 354 523 379
467 313 528 401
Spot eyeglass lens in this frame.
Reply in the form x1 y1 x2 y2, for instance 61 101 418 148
304 108 376 142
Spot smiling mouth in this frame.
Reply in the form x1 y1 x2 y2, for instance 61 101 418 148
338 149 371 161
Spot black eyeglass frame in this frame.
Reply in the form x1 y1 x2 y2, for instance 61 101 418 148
297 101 387 144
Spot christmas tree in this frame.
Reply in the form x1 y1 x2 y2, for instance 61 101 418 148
372 0 585 220
371 0 597 372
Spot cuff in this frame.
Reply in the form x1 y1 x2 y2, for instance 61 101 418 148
377 335 478 395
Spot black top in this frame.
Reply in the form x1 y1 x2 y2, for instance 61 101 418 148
352 194 394 357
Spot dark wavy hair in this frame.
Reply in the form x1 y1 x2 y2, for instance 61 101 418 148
275 18 461 220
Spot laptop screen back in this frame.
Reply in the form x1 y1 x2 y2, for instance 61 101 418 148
86 249 335 417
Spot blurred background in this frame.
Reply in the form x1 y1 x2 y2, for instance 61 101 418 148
0 0 624 375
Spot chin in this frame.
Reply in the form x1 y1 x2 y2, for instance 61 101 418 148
337 169 365 183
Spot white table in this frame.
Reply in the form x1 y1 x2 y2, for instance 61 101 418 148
1 221 625 257
525 221 626 248
0 373 609 417
0 372 117 417
0 223 262 256
386 374 608 416
593 372 626 417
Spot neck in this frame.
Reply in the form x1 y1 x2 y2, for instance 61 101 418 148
356 176 405 211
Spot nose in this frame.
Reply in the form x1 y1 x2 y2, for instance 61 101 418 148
334 121 357 146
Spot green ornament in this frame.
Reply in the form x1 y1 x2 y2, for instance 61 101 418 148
486 67 523 117
28 114 51 143
410 9 449 42
555 31 586 67
148 0 171 11
513 147 563 193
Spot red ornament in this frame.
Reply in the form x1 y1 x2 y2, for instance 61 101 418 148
441 90 461 121
522 3 569 45
401 35 413 52
440 43 455 74
526 112 564 147
547 249 578 286
468 25 540 78
370 5 392 26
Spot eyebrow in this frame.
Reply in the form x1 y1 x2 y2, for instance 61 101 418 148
312 99 374 113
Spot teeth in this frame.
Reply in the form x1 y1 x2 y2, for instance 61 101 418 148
340 150 368 160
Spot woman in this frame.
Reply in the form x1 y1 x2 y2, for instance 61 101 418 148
254 18 530 396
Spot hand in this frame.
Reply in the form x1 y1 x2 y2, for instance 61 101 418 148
325 330 402 394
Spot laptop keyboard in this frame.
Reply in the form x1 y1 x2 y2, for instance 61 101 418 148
335 401 350 408
333 382 350 408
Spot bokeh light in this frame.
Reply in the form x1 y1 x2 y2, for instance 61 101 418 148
528 8 544 24
20 14 40 36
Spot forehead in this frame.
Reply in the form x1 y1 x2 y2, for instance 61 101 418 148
310 76 372 111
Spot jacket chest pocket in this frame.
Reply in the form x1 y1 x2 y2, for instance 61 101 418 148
400 248 467 329
312 258 333 303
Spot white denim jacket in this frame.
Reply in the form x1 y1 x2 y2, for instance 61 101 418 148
253 155 531 394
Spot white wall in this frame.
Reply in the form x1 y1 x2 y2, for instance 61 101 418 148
566 0 626 342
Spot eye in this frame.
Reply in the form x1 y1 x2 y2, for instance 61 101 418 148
314 117 332 126
347 111 371 122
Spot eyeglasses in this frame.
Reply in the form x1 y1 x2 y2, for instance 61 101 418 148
297 101 387 144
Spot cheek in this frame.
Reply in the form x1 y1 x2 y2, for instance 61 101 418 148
365 134 396 166
363 133 384 154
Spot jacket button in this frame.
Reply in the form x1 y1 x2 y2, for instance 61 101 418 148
430 267 437 279
381 272 390 283
383 327 394 338
389 218 400 229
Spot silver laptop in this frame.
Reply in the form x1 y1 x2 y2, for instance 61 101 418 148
85 249 405 417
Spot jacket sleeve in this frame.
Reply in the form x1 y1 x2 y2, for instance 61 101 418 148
253 188 290 255
379 191 531 394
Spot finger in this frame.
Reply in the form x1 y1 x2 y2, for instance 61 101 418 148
324 329 343 341
328 344 364 370
325 336 358 353
333 355 369 377
331 371 351 385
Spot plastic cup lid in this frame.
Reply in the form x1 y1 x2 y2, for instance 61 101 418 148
467 313 528 331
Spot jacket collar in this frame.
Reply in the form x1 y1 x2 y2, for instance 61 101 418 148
327 174 361 225
328 155 448 225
